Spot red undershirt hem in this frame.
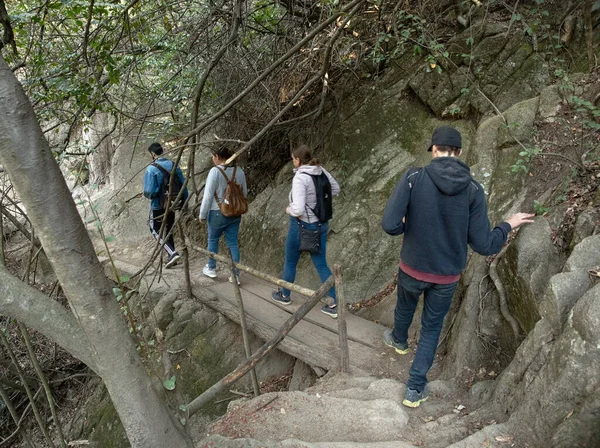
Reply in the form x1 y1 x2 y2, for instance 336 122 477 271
400 261 460 285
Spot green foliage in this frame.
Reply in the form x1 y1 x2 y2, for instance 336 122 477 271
163 375 177 391
511 146 541 173
368 10 450 73
568 96 600 131
533 200 550 215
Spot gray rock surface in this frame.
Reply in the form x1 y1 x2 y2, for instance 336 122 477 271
570 211 597 248
428 380 458 398
498 218 564 332
199 435 417 447
564 234 600 272
496 97 540 147
209 390 410 443
288 360 317 391
571 283 600 346
538 84 563 121
468 380 495 409
539 269 592 332
149 291 179 330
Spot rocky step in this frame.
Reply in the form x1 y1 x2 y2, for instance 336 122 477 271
203 374 516 447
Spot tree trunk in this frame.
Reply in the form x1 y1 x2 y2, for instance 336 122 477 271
0 56 192 448
84 112 115 185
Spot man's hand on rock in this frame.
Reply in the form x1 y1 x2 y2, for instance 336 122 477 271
506 213 536 230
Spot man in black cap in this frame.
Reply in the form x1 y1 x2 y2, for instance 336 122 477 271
381 125 534 408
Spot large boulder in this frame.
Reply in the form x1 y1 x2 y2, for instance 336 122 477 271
506 284 600 447
538 269 592 333
564 234 600 272
497 218 564 333
210 390 409 443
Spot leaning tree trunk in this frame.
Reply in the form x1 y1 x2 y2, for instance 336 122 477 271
0 57 192 448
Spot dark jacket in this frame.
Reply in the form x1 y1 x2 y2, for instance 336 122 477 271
382 157 511 276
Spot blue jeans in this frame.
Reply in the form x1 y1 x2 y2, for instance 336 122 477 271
207 210 241 271
393 269 458 392
281 216 336 302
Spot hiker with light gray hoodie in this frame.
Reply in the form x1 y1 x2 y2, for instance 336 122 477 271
271 145 340 318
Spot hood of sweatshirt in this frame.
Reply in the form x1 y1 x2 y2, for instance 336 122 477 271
424 157 472 196
294 165 323 175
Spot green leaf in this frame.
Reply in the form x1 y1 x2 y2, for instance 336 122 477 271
180 417 186 426
112 287 121 297
163 375 177 391
119 275 131 283
104 236 116 243
179 404 186 412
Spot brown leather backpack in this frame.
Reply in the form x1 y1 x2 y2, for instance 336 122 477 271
213 166 248 217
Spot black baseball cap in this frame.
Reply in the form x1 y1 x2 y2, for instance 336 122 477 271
427 126 462 152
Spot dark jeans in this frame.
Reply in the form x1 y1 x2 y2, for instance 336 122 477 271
281 216 336 301
207 209 241 271
149 209 176 256
393 269 458 392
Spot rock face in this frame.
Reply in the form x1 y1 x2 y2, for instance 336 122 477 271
498 218 564 333
214 390 410 443
506 285 600 448
564 234 600 272
409 25 550 116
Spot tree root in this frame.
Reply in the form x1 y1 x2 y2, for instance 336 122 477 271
489 245 522 339
348 271 398 312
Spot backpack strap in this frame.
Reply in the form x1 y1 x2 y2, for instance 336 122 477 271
152 162 172 179
213 166 232 204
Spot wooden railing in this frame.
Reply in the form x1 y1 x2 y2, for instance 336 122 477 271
183 242 349 417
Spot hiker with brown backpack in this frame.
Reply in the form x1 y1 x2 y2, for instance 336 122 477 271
199 147 248 283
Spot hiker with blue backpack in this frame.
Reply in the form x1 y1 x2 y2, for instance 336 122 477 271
143 142 188 269
199 146 248 284
271 145 340 318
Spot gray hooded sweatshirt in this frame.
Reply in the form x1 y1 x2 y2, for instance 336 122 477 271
289 165 340 223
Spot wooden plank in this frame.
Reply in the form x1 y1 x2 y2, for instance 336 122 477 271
205 280 382 374
236 275 388 348
195 284 337 370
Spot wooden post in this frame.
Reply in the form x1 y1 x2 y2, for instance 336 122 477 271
176 221 193 299
227 248 260 398
333 264 349 372
184 275 335 416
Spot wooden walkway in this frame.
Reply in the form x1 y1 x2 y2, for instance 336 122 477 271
195 274 404 378
103 249 409 380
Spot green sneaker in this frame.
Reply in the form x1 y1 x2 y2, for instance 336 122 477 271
402 387 429 408
383 329 409 355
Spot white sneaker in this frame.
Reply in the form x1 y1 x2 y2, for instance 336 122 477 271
203 264 217 278
228 274 241 285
